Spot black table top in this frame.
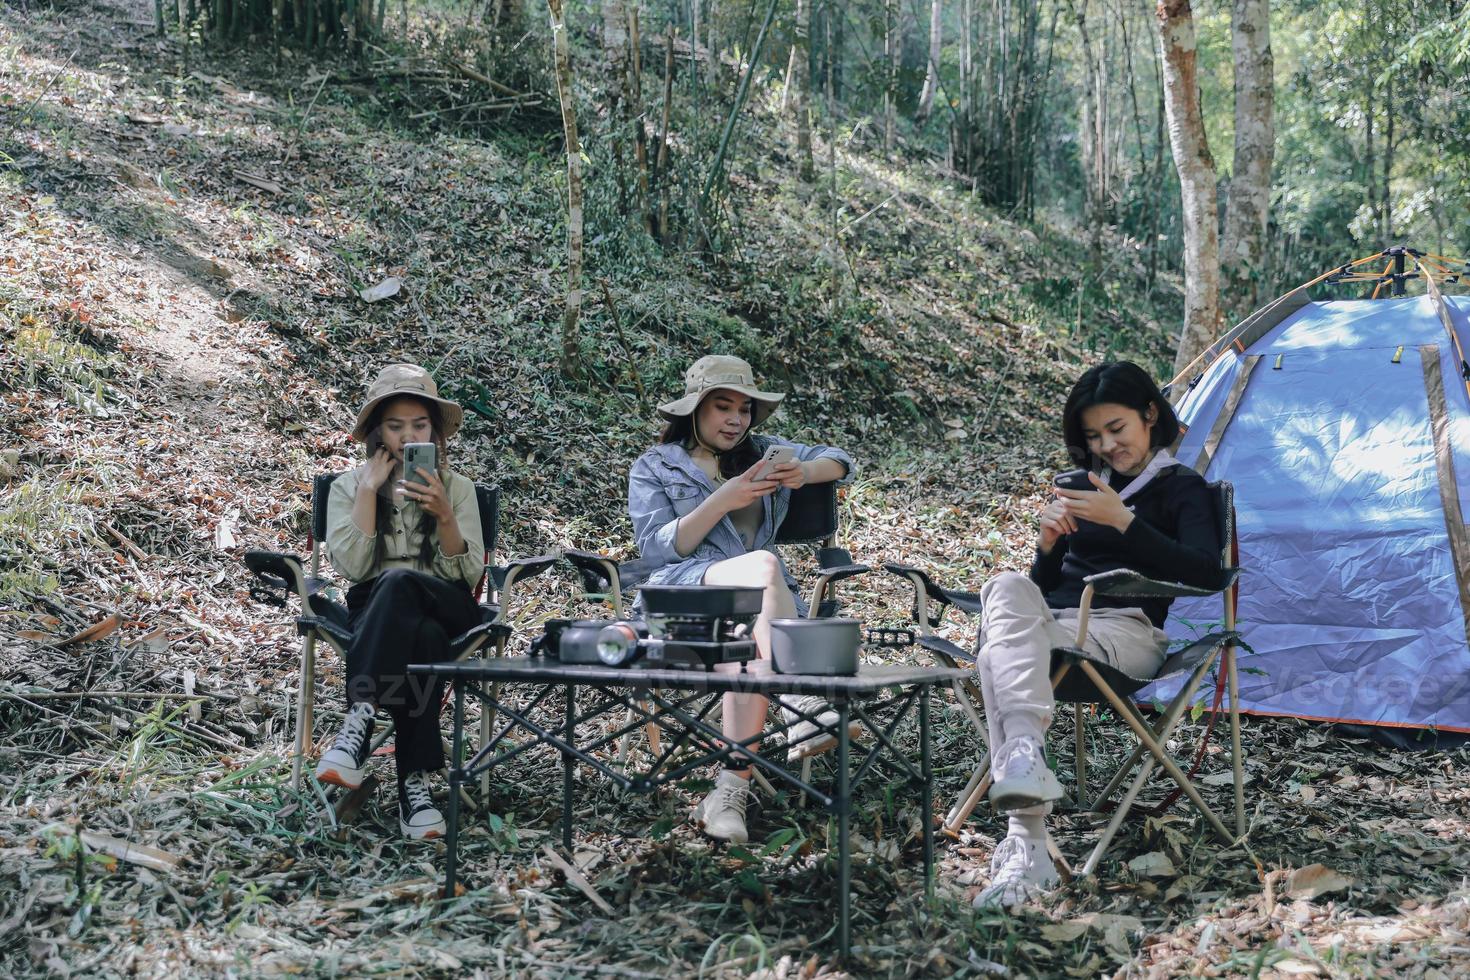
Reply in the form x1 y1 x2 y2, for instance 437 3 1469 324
407 656 969 696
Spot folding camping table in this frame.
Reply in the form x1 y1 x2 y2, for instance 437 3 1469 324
406 656 969 958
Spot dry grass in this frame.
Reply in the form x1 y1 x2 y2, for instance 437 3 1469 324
2 2 1470 977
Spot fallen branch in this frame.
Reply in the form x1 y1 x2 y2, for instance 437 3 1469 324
598 279 646 400
79 830 183 874
0 690 218 702
541 844 615 915
447 60 527 98
102 522 148 561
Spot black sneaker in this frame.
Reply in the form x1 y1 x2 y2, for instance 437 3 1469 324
315 702 375 789
398 770 446 840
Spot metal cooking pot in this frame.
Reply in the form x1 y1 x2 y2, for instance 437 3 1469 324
768 618 861 675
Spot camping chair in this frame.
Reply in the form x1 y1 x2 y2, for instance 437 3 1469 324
890 481 1244 876
563 480 872 622
880 563 991 826
244 473 559 794
562 481 875 784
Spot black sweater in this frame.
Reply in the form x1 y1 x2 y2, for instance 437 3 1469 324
1029 463 1223 627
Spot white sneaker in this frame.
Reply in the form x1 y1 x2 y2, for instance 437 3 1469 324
315 702 375 789
988 735 1064 811
779 695 864 763
690 769 750 843
973 834 1058 909
398 770 446 840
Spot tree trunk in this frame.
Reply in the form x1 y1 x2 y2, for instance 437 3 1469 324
1157 0 1220 377
883 0 897 154
657 26 675 243
1220 0 1274 317
628 7 655 237
603 0 629 215
1382 72 1394 244
792 0 814 180
917 0 942 121
548 0 585 380
1070 0 1104 259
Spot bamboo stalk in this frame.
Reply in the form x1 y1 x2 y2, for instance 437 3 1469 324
628 7 655 238
656 25 675 243
547 0 584 380
700 0 780 211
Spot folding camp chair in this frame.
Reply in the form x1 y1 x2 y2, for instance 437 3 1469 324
890 481 1244 876
880 563 992 825
244 473 559 794
563 480 872 623
562 481 875 784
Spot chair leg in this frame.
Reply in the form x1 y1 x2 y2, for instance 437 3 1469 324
1077 661 1235 845
954 679 987 747
477 636 507 790
1074 703 1087 809
1081 755 1160 877
291 634 318 792
943 754 992 834
1091 706 1165 806
1227 644 1245 837
479 698 493 797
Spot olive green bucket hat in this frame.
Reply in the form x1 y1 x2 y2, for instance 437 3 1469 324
657 355 785 427
351 363 465 442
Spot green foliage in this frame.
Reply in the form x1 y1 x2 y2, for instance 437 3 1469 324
0 474 85 604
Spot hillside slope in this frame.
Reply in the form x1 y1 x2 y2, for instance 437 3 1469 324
7 3 1469 978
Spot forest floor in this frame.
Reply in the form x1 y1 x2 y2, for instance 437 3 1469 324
3 1 1470 977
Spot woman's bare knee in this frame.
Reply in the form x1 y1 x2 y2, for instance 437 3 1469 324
705 551 782 588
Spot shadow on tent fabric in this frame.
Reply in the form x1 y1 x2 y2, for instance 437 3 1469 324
1329 724 1470 751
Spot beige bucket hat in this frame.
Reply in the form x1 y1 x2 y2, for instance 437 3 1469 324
351 363 465 442
657 354 785 426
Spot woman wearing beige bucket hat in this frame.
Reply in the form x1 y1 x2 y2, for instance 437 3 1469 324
316 363 485 840
627 354 856 843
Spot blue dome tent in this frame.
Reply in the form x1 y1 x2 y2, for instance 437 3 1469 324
1148 248 1470 736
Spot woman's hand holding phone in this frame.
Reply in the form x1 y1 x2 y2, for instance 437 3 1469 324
766 460 807 489
710 460 780 512
400 466 456 523
1054 471 1134 532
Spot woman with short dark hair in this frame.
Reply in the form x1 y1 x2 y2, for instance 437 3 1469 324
972 361 1222 908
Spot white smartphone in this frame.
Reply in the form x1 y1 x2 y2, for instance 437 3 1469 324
752 444 796 482
400 442 437 491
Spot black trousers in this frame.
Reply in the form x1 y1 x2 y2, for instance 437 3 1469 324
345 568 481 774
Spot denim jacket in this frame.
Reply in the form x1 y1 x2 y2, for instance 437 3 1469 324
626 434 854 612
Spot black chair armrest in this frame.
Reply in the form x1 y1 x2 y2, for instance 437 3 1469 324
295 615 353 647
244 550 308 606
451 621 512 656
1084 567 1240 599
917 634 973 668
564 548 622 592
883 561 985 626
821 564 872 583
490 553 563 591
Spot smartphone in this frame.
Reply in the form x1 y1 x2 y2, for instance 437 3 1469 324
400 442 437 490
1053 468 1094 492
752 444 796 482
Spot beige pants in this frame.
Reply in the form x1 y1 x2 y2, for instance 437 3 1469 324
972 571 1169 756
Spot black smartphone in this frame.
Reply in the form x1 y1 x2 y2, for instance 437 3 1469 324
1053 468 1094 492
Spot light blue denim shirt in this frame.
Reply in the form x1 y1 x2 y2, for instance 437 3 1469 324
626 433 854 613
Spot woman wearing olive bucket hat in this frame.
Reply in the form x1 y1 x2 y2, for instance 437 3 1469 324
627 354 856 843
316 363 485 840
